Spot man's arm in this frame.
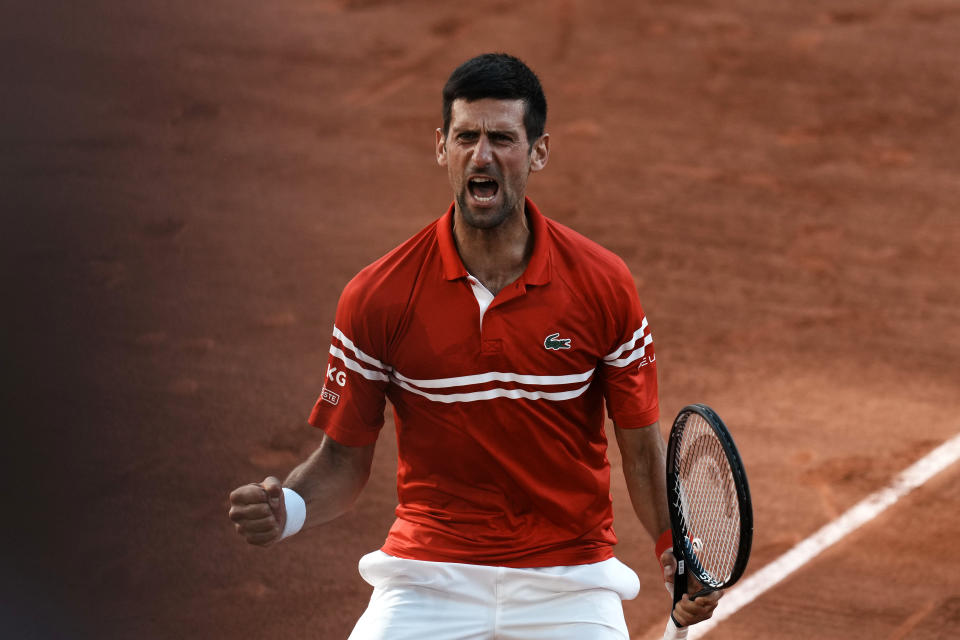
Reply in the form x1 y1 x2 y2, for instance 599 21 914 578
614 422 671 540
228 433 375 547
614 422 721 626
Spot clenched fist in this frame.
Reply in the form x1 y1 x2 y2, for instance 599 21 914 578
228 476 287 546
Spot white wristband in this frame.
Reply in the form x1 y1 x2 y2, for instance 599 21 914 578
280 487 306 540
663 617 689 640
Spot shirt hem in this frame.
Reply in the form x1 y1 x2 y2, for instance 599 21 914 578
380 540 616 569
307 413 380 447
610 406 660 429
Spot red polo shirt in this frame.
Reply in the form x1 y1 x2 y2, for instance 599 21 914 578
309 199 658 567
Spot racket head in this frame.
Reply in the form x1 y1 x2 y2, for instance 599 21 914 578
666 404 752 600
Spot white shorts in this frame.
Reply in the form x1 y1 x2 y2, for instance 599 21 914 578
348 551 641 640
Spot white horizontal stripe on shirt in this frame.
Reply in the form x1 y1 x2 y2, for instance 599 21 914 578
603 333 654 368
332 325 389 372
604 318 649 362
330 327 597 403
392 378 593 403
392 367 595 390
329 345 390 382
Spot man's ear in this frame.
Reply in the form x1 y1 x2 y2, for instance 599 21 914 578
529 133 550 172
436 128 447 167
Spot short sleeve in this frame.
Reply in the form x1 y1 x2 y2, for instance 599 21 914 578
600 269 659 428
307 275 390 446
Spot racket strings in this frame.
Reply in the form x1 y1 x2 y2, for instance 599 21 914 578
674 413 741 587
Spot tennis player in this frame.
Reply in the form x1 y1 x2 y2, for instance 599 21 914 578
228 53 721 639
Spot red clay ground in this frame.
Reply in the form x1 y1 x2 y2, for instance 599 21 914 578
3 1 959 638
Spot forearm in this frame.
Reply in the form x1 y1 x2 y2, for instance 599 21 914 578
615 422 671 541
283 434 375 529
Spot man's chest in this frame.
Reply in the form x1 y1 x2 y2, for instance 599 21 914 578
387 279 608 384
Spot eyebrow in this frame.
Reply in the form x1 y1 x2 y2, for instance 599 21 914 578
452 126 519 138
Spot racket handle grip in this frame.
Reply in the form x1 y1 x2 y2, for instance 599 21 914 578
672 558 688 620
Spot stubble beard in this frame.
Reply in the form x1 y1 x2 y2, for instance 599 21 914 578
455 190 517 230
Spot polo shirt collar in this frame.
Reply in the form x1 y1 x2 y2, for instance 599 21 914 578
522 198 551 286
437 197 552 286
438 203 468 280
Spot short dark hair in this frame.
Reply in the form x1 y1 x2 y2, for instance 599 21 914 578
441 53 547 145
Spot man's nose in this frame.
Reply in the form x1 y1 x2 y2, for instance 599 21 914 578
473 135 493 167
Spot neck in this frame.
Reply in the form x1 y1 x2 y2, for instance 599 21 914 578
453 203 532 296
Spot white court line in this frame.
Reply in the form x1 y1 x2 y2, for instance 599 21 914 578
678 431 960 639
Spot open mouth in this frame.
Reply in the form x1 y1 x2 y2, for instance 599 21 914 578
467 176 499 203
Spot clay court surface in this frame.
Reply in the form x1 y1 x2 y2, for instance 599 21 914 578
3 1 959 638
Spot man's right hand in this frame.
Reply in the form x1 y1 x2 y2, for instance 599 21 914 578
660 547 722 627
228 476 287 547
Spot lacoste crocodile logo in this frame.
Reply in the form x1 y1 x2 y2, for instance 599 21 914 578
544 332 572 350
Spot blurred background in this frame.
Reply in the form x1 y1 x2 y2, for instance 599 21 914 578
2 1 958 638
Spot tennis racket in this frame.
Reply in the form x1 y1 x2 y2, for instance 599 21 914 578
662 404 752 639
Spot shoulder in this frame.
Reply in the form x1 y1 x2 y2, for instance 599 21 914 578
339 218 439 312
334 218 440 358
544 216 636 294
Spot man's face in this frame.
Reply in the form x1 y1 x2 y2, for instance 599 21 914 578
437 98 549 230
